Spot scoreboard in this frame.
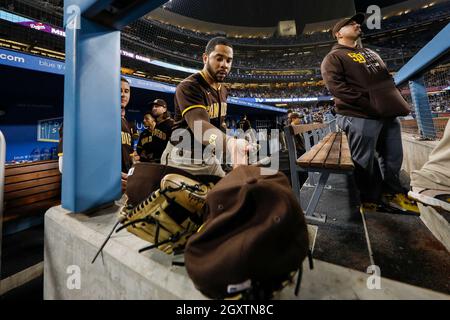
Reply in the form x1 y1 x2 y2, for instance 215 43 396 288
37 117 63 142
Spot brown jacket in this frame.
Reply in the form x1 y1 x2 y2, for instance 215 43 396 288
321 44 410 119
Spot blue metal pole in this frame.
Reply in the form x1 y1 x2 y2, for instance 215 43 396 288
409 77 436 139
395 23 450 86
61 0 173 212
62 1 121 212
0 130 5 280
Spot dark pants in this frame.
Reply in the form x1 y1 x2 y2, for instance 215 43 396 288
336 115 406 203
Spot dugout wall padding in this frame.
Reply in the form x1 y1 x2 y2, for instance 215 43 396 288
61 0 166 212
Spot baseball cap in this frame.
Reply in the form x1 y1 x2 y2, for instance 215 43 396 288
149 98 167 108
332 12 366 39
184 166 310 299
290 112 302 119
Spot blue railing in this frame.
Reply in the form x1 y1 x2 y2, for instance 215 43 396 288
394 22 450 139
0 130 6 281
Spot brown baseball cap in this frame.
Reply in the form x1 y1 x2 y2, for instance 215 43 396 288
184 166 309 299
332 12 366 38
150 98 167 108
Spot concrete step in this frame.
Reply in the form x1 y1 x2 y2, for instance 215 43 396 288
1 224 44 280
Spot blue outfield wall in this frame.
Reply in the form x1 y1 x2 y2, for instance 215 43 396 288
1 124 61 163
0 61 65 162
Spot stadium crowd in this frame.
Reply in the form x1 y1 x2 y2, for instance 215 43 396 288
3 0 448 78
153 1 450 46
229 86 331 99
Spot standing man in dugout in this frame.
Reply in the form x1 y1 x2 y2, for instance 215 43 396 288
136 99 174 163
161 37 249 177
57 79 137 178
121 77 138 184
150 98 175 162
321 13 419 214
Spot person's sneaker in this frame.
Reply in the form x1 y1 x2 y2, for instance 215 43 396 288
359 202 380 214
382 193 420 215
360 202 406 215
408 187 450 212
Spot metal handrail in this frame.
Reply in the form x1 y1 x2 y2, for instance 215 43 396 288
0 130 6 284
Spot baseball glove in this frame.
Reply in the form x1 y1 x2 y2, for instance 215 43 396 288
116 173 214 254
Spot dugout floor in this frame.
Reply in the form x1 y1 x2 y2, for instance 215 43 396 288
300 173 450 294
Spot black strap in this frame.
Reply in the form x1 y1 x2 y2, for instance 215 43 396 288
154 220 160 244
162 151 170 177
308 249 314 270
295 250 313 296
295 268 302 296
138 236 176 253
116 216 154 233
138 223 191 253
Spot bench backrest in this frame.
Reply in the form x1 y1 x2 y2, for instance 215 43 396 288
3 160 61 223
283 120 337 187
284 119 337 159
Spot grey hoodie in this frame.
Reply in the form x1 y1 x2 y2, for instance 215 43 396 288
321 43 410 119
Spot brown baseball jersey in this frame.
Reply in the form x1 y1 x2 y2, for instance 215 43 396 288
137 117 174 163
172 72 228 152
121 118 136 173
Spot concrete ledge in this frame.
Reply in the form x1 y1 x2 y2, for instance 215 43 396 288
401 133 438 175
418 204 450 252
44 205 449 300
44 205 204 300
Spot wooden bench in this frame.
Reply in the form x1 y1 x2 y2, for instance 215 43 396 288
3 160 61 225
284 121 354 222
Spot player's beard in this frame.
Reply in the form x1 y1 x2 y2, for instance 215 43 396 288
206 60 227 83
